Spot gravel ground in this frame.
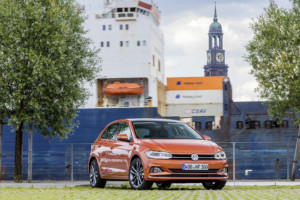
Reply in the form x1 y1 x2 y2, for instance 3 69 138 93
1 185 300 200
1 180 300 200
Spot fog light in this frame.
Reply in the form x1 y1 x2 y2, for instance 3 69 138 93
150 167 163 173
221 167 228 173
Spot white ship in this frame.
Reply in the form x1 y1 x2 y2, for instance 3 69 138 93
81 0 165 115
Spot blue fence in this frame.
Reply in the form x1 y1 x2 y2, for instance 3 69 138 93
1 142 299 181
1 143 90 180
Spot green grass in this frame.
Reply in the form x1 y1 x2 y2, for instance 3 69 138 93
0 185 300 200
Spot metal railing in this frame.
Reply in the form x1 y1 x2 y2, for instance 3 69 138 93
218 142 294 180
0 142 299 181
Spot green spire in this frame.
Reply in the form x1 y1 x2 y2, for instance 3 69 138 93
214 1 218 22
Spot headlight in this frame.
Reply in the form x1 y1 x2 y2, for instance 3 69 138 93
214 151 226 160
145 150 172 159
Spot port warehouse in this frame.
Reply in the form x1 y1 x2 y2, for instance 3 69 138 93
1 107 299 181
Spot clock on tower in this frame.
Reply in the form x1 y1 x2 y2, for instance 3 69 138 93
216 53 224 62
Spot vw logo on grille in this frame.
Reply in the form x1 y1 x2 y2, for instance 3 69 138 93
191 154 199 161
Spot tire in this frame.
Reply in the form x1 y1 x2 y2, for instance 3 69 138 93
89 159 106 188
202 181 226 190
129 158 153 190
156 181 172 190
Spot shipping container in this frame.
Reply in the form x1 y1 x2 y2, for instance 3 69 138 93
167 76 224 91
166 90 223 104
167 104 223 117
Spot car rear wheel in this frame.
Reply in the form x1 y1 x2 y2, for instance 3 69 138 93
89 159 106 188
202 181 226 190
156 181 172 190
129 158 153 190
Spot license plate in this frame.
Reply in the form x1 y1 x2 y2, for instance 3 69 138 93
182 163 208 170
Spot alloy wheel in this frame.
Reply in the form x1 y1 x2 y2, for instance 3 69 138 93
130 160 144 188
90 162 98 186
89 159 106 188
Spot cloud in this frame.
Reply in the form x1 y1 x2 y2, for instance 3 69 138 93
234 80 261 101
222 19 253 52
165 59 180 68
237 65 251 76
161 12 211 55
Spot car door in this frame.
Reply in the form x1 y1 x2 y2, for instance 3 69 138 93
98 123 119 178
109 122 134 179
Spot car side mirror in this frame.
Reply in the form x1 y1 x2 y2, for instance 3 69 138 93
203 135 211 141
117 134 129 141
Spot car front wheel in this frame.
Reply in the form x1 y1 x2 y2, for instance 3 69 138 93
89 159 106 188
202 181 226 190
129 158 153 190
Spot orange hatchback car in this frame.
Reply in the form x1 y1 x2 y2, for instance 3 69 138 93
88 119 228 190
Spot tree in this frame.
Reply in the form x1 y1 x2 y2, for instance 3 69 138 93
0 0 100 182
245 0 299 180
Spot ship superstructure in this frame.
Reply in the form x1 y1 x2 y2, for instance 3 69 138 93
82 0 165 114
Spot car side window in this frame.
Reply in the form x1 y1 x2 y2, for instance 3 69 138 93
115 122 132 140
135 128 150 138
101 123 119 140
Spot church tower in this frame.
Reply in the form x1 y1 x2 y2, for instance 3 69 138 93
204 3 228 76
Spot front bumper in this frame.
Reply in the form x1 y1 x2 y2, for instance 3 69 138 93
143 158 228 182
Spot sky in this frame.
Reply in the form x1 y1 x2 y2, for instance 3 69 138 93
78 0 293 102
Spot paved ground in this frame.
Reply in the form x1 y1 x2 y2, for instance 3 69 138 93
0 180 300 188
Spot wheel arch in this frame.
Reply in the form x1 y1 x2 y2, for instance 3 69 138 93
130 154 141 164
88 156 97 172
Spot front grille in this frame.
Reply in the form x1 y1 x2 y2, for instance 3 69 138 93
151 174 227 178
171 154 215 160
169 169 219 174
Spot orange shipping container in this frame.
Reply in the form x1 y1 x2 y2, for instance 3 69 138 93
167 76 224 91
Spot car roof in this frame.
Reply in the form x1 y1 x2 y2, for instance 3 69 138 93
126 118 182 123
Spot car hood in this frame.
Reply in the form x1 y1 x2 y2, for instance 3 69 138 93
139 139 221 154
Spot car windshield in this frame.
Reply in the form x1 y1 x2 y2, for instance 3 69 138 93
132 121 203 139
